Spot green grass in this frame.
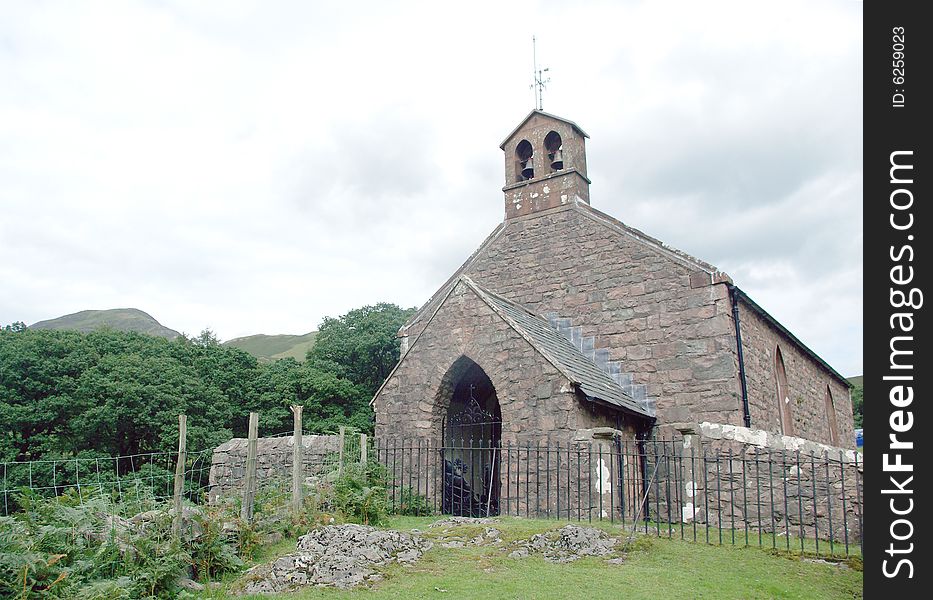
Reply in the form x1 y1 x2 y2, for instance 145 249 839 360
198 517 862 599
223 332 317 362
633 519 861 559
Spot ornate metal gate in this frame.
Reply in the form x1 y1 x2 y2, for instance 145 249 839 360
441 387 501 517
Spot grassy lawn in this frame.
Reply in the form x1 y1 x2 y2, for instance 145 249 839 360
201 517 862 599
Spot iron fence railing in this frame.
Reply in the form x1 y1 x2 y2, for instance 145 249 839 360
375 436 863 558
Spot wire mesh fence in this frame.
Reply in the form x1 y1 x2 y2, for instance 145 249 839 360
1 449 215 516
0 420 371 522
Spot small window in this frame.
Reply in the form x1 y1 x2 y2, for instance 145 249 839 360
544 131 563 171
774 346 793 436
516 139 534 180
825 386 839 445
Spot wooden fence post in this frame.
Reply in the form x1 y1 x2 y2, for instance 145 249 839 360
338 426 346 477
360 434 367 465
291 405 303 512
241 412 259 522
173 414 187 537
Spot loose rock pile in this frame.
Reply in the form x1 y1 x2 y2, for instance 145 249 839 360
235 524 432 594
429 516 503 548
235 520 628 593
508 524 619 563
429 516 500 528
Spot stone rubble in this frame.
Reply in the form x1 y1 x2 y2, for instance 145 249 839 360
429 516 503 548
507 524 619 563
234 520 631 593
234 524 432 594
429 516 500 528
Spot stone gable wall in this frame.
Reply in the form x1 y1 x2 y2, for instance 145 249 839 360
737 304 855 448
376 280 636 445
403 206 743 428
375 280 643 514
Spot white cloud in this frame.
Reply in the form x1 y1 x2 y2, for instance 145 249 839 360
0 0 862 375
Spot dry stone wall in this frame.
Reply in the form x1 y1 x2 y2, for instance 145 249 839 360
651 422 862 547
208 434 341 501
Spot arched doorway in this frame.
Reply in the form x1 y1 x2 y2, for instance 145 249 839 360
439 356 501 516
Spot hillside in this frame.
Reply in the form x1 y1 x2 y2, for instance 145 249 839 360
223 331 317 361
29 308 181 339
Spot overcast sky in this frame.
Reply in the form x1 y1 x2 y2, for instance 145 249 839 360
0 0 862 376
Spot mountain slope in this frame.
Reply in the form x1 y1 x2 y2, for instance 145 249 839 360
223 332 317 362
29 308 181 339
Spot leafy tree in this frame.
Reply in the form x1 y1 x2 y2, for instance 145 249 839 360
0 328 257 461
307 303 416 397
851 382 863 428
1 321 26 333
0 328 99 460
0 301 412 463
192 328 221 347
250 358 370 434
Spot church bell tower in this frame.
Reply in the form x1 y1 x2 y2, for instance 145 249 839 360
499 110 591 219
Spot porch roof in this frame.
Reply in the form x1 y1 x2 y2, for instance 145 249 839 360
463 277 653 420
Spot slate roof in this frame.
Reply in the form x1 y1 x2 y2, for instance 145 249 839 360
463 277 653 419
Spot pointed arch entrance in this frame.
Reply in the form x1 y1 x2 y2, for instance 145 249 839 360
439 356 501 517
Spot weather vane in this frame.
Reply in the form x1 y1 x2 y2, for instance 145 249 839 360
531 35 550 111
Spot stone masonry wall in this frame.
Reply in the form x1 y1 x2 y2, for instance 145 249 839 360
403 204 744 429
738 303 856 448
377 279 612 445
651 422 862 547
374 279 643 512
208 434 341 501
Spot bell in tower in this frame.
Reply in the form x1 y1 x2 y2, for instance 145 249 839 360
516 139 534 180
545 130 563 171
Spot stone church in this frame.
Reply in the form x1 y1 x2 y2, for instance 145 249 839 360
372 110 855 463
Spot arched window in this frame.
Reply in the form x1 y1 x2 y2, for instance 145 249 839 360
825 386 840 446
544 130 563 171
516 139 534 180
774 346 793 436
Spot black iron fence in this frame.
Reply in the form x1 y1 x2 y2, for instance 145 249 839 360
376 436 864 558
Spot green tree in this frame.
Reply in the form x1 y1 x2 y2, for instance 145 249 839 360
0 328 261 462
1 321 26 333
0 302 415 463
307 303 416 397
0 328 99 460
250 358 371 434
851 382 863 428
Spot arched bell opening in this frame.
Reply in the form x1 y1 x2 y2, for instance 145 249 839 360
516 139 534 180
544 130 563 171
439 356 502 517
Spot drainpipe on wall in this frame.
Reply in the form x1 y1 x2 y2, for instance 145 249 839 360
729 284 752 427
